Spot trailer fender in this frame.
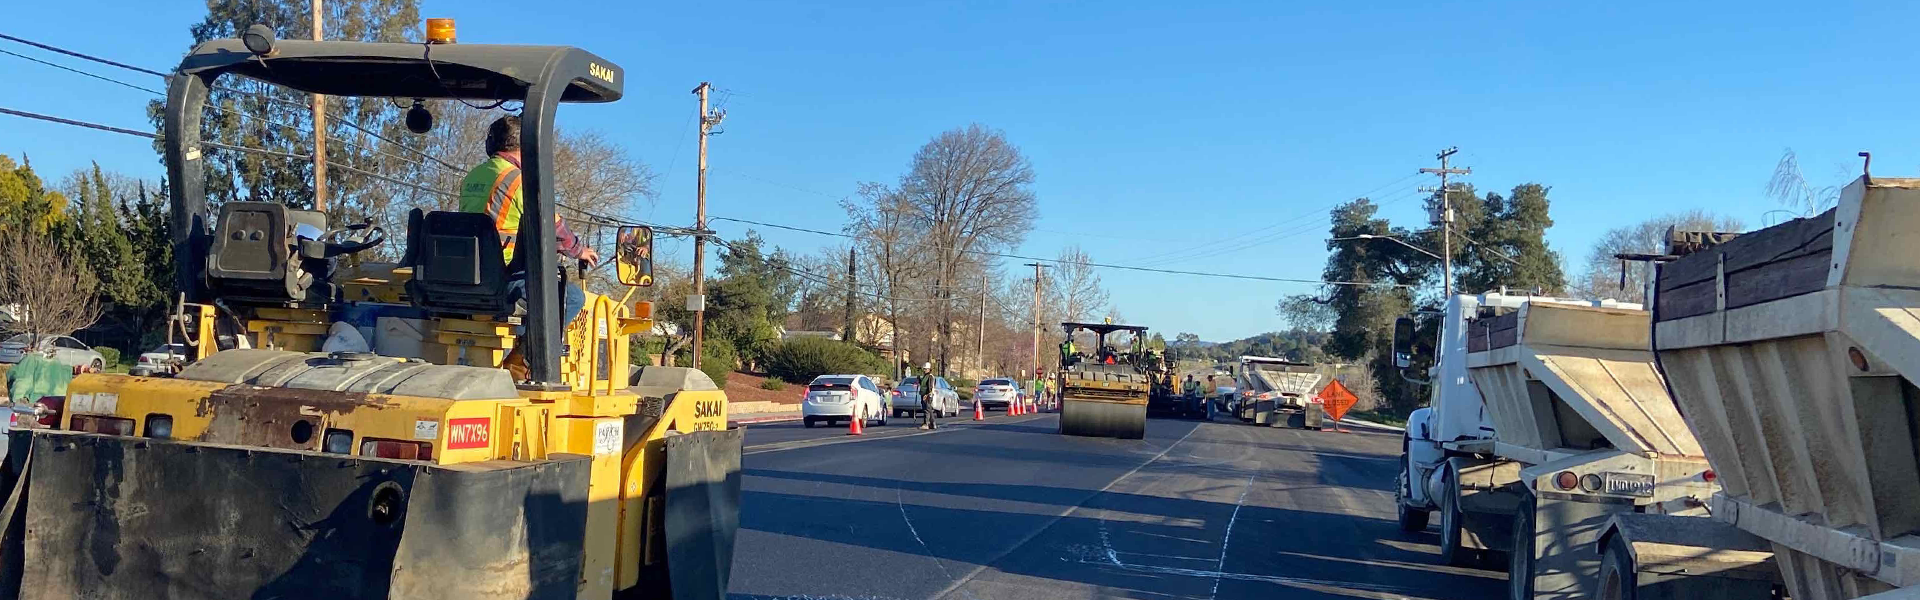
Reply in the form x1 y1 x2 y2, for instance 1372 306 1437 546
1597 512 1780 597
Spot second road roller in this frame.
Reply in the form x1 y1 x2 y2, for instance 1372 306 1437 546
1055 321 1153 439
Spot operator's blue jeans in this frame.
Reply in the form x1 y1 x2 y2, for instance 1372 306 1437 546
506 279 587 325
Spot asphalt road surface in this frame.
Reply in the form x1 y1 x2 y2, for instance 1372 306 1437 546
727 411 1504 600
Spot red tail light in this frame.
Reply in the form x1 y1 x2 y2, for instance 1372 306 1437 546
11 396 66 429
1702 469 1717 483
69 414 135 436
360 438 433 461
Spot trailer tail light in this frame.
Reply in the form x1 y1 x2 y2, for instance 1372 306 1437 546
1553 471 1579 491
361 438 433 461
144 414 173 439
1702 469 1717 483
1580 473 1604 493
11 396 64 429
69 415 135 436
322 428 355 454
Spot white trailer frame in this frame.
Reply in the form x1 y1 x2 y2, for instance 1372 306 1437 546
1636 176 1920 600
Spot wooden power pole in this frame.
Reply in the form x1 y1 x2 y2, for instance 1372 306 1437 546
1024 262 1051 376
843 247 857 343
689 82 724 368
1419 146 1470 297
310 0 327 211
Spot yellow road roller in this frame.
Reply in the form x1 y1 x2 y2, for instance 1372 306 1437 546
1055 322 1151 439
0 23 741 600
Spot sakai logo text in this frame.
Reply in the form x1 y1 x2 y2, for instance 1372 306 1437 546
446 417 491 450
694 400 724 419
588 63 616 83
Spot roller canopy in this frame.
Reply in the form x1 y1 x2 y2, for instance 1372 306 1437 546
177 39 622 102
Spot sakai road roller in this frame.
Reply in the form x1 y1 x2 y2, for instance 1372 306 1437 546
0 23 742 600
1056 322 1152 439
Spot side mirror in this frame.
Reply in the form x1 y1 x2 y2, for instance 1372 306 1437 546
1392 316 1416 369
615 226 654 287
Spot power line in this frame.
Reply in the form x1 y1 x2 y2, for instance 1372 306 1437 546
0 33 169 77
0 37 655 232
708 215 1409 288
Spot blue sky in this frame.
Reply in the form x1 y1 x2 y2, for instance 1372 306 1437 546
1 1 1912 340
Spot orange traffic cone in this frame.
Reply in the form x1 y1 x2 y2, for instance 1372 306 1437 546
848 410 864 436
1013 398 1023 416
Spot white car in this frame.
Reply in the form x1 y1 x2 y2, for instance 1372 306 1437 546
973 377 1020 410
801 374 890 428
0 334 105 371
129 343 191 377
892 376 960 418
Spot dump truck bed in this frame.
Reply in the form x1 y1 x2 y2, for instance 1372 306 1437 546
1466 302 1703 462
1653 176 1920 599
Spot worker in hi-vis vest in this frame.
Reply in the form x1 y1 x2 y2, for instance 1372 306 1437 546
459 115 599 325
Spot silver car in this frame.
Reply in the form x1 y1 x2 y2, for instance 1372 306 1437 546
973 377 1020 410
891 376 960 418
0 334 105 371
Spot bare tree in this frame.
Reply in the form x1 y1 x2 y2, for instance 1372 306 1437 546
1571 209 1743 304
1051 245 1109 323
894 125 1038 375
844 182 934 370
0 230 102 346
1766 148 1843 218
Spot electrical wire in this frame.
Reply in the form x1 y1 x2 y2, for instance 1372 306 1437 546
709 215 1410 288
0 38 656 233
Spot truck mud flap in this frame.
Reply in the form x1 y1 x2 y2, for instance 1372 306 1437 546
0 430 590 600
657 428 743 600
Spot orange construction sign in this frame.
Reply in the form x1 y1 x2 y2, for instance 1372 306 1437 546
1317 379 1360 423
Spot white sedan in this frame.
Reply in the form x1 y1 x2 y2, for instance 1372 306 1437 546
0 334 105 372
801 374 890 428
973 377 1020 410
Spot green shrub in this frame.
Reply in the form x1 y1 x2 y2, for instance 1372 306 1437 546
764 337 887 384
93 347 121 367
699 338 736 387
759 378 786 391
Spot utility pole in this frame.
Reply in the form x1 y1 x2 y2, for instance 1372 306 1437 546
843 247 856 343
1419 146 1470 297
689 82 724 368
310 0 327 212
1023 262 1051 378
976 289 987 374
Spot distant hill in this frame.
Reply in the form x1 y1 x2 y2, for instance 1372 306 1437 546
1172 330 1328 364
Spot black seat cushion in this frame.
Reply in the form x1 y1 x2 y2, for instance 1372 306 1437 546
405 209 515 316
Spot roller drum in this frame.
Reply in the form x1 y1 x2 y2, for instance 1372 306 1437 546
1058 399 1147 439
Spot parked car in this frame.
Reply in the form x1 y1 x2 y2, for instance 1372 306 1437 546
973 377 1020 410
801 374 890 428
128 343 191 377
892 376 960 418
0 334 105 371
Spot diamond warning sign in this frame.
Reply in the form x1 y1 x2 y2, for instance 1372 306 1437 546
1317 379 1360 424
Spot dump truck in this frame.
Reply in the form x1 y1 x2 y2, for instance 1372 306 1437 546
1056 322 1151 439
1599 175 1920 600
1395 292 1777 600
1231 356 1326 429
0 24 742 600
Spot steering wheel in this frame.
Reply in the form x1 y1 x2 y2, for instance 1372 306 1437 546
318 222 387 258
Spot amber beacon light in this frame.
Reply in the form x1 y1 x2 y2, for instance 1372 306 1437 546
425 18 456 44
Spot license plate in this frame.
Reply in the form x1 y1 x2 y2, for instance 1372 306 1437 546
1603 472 1655 497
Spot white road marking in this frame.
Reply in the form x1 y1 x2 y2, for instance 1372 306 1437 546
1210 474 1257 600
929 422 1204 600
895 484 956 582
